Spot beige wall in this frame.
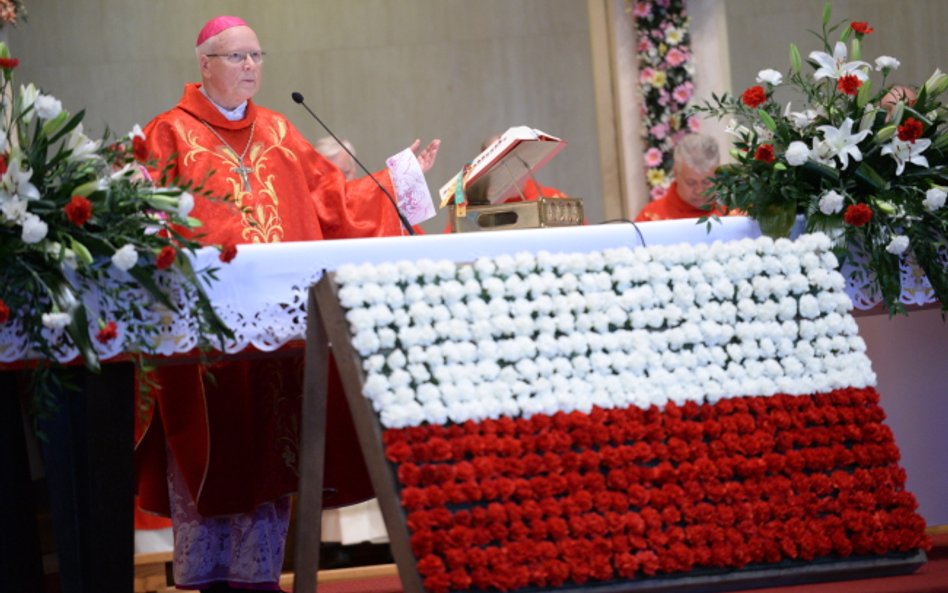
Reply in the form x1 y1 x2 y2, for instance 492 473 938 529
724 0 947 97
5 0 605 232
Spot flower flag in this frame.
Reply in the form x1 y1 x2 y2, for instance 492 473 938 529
334 233 928 592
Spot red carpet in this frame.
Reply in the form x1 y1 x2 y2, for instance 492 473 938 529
314 533 948 593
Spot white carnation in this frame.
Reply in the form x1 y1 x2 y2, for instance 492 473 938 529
923 188 946 212
885 235 910 255
818 190 845 215
20 213 48 243
111 243 139 271
42 311 72 330
35 94 63 120
756 68 783 86
785 141 810 166
874 56 900 71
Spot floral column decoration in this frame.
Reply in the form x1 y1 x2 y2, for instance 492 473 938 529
628 0 700 200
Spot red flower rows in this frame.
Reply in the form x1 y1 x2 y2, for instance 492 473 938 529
843 203 874 227
383 388 929 593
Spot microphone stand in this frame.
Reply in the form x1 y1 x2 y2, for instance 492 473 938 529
291 91 415 236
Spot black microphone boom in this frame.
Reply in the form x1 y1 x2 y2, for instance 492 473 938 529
291 91 415 235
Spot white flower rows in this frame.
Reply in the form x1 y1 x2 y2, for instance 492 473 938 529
334 234 876 429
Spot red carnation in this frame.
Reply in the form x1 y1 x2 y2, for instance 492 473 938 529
0 57 18 70
132 135 149 162
837 74 862 96
843 203 873 227
218 241 238 263
64 195 93 227
741 85 767 108
850 21 874 35
0 154 7 176
897 117 924 142
754 144 776 164
155 245 177 269
0 297 10 324
96 321 118 344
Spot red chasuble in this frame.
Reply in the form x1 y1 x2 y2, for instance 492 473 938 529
135 83 403 517
634 181 728 222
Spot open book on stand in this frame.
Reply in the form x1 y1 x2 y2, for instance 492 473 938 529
439 126 567 209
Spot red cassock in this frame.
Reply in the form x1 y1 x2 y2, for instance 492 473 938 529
634 181 728 222
135 83 404 518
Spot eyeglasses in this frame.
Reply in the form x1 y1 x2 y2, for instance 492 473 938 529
206 51 266 65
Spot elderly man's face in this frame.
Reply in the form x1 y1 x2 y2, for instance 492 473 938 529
200 26 262 109
674 161 716 208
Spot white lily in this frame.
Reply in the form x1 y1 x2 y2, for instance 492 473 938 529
1 157 41 201
784 102 819 129
17 83 40 124
0 195 28 222
177 191 195 219
724 118 751 139
881 138 931 175
809 42 870 81
0 129 7 153
65 124 101 161
816 118 871 170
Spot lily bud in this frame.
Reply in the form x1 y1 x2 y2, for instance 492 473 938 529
70 238 94 266
875 124 897 143
42 111 70 137
890 101 905 125
789 44 802 75
773 163 787 171
850 38 861 62
875 199 896 215
856 78 872 109
72 179 104 197
758 109 777 132
822 1 832 27
924 69 948 98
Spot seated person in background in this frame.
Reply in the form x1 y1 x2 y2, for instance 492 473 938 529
635 133 726 222
315 136 358 181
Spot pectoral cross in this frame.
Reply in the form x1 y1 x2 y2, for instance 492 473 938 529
233 163 252 192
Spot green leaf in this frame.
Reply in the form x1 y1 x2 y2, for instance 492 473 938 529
757 109 777 132
855 162 889 192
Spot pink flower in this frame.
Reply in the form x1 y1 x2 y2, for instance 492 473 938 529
688 116 702 132
650 123 669 140
673 84 693 104
639 67 655 84
633 2 651 17
645 147 664 167
650 185 668 200
666 48 688 67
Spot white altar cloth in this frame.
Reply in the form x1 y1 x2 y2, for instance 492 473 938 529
0 216 937 365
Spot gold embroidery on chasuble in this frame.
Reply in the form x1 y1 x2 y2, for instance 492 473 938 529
175 121 289 243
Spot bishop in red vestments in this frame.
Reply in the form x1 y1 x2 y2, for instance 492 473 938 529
134 16 439 592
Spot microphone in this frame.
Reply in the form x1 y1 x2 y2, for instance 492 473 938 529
291 91 415 235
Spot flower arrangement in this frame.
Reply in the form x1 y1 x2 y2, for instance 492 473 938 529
332 237 928 592
628 0 701 200
0 42 231 408
691 3 947 315
0 0 25 28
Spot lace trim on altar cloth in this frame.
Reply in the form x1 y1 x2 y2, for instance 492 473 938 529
167 451 289 590
840 244 948 310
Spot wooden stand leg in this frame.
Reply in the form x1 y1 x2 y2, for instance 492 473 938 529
293 287 330 593
0 373 46 592
38 363 135 593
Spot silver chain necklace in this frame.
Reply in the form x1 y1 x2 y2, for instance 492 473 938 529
200 119 256 192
